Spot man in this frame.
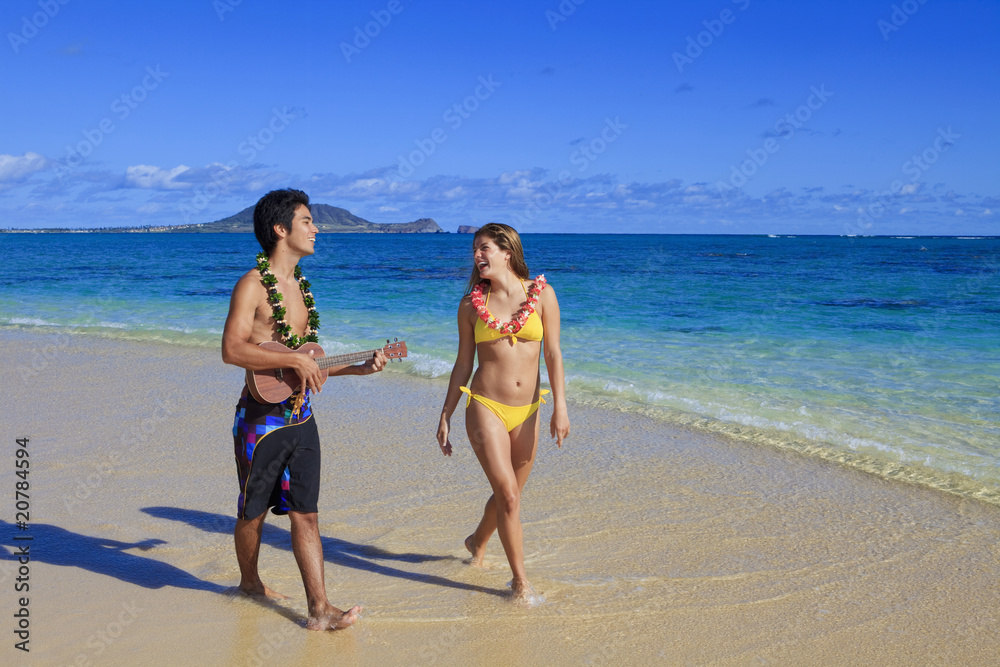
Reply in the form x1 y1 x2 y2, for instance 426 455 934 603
222 188 386 630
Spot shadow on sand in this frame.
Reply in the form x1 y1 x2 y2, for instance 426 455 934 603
141 506 507 599
0 518 226 593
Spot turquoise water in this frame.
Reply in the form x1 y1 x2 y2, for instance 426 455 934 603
4 233 999 502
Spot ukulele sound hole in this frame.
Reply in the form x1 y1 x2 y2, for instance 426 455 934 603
275 369 284 381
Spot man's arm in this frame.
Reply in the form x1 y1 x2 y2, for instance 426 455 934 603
326 349 387 377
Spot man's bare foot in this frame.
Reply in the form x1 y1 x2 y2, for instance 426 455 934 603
306 603 361 631
464 534 485 567
239 581 289 600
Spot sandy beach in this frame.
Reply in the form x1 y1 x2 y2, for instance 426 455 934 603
2 330 998 665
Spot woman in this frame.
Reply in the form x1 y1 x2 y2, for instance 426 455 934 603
437 223 570 604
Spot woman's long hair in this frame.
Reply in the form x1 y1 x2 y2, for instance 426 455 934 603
465 223 529 294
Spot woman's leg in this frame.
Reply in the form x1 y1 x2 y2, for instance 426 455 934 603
466 401 540 588
466 411 542 561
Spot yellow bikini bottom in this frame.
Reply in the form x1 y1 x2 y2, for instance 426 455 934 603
460 387 549 432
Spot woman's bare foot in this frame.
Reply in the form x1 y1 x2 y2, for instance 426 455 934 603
510 577 544 607
464 534 485 567
306 603 361 631
239 581 289 600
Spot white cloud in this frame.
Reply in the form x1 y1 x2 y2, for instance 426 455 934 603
22 160 989 232
0 152 48 184
498 170 535 184
125 164 192 190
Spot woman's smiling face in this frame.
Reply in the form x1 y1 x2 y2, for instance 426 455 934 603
473 235 510 279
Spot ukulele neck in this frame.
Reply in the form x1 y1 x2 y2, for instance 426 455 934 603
316 349 374 370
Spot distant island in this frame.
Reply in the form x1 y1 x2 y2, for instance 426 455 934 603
2 204 448 234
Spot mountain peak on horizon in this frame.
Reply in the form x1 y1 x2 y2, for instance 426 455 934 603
199 203 445 234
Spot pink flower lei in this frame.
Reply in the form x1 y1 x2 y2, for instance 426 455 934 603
470 275 547 335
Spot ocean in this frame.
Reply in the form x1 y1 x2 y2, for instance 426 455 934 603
4 232 999 503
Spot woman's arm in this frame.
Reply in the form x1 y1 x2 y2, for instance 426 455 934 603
540 285 570 447
437 298 478 456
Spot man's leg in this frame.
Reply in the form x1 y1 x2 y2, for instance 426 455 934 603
234 513 288 599
288 511 360 630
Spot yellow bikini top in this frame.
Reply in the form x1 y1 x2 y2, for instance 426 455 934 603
474 279 544 345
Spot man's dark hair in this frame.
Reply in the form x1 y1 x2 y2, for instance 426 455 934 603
253 188 311 254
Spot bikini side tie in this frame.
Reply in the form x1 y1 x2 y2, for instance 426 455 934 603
460 386 549 406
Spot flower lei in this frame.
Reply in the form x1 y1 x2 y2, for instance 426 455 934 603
470 275 546 335
255 251 320 349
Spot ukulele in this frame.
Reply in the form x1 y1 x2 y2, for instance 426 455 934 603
246 339 408 403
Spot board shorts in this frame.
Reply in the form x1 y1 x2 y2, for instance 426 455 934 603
232 386 321 520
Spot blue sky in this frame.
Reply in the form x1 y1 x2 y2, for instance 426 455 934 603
1 0 997 234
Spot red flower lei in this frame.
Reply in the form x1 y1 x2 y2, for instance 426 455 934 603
470 275 547 335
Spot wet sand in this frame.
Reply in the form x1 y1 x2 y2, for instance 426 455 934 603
2 331 998 665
